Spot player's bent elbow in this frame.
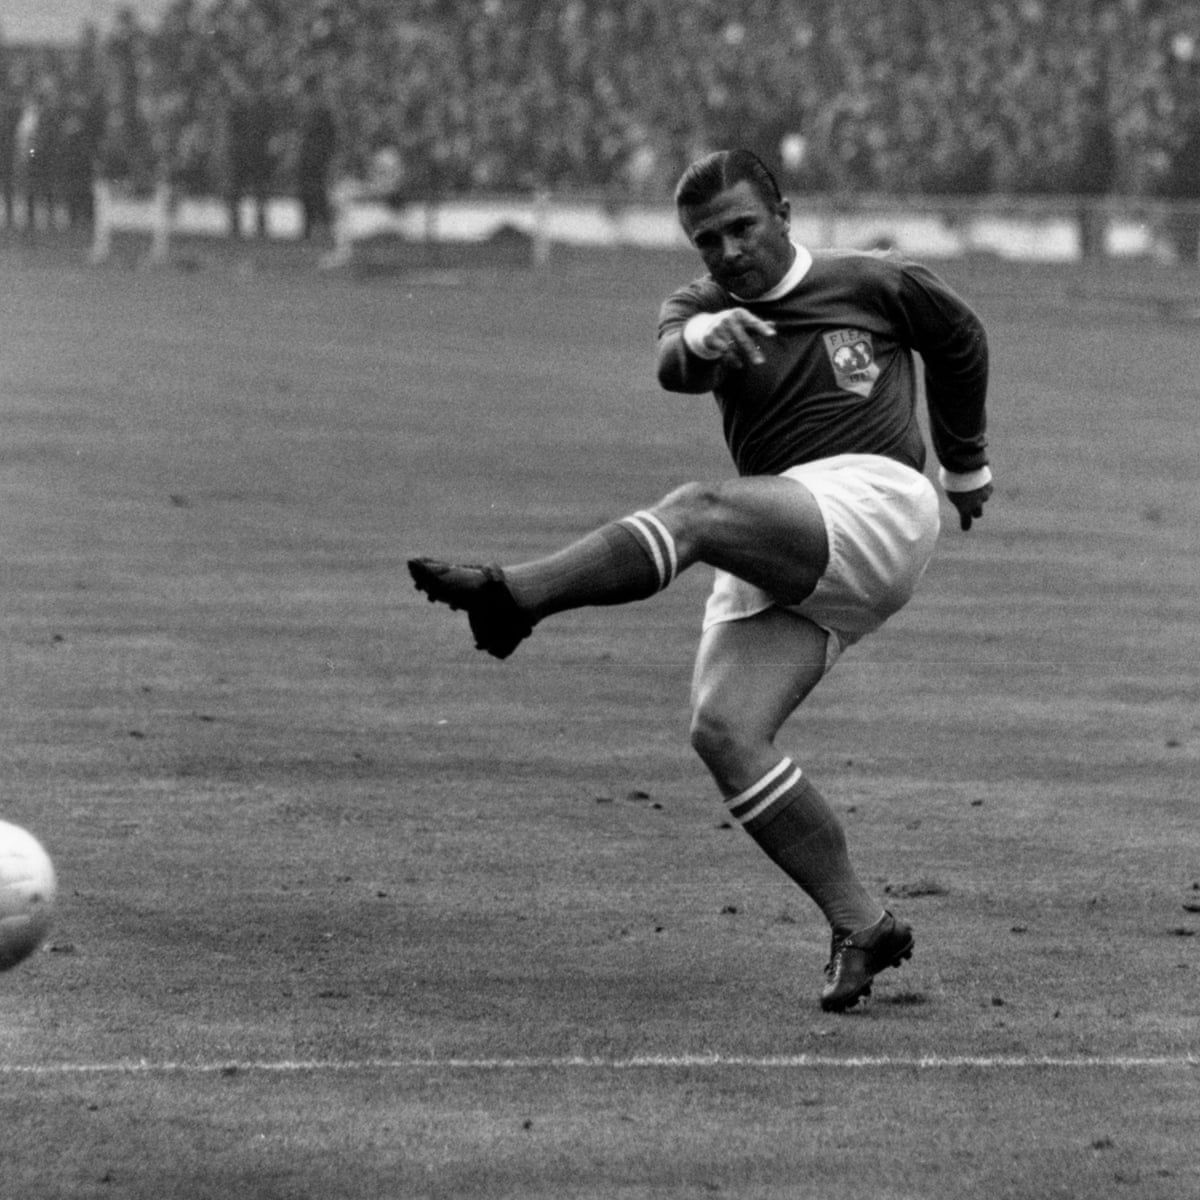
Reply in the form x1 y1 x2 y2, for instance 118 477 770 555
656 339 713 394
655 355 688 392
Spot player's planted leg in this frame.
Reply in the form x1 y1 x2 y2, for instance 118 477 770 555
690 608 912 1010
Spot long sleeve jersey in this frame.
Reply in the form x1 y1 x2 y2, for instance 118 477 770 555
656 247 989 480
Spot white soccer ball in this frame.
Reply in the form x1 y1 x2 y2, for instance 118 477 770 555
0 820 57 971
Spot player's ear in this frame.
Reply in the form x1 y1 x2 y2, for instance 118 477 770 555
774 198 791 228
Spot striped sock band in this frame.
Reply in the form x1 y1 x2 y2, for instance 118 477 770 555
618 510 679 591
726 758 804 832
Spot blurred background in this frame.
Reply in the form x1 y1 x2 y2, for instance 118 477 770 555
3 0 1200 262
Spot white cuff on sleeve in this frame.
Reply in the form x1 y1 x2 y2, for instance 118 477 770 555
682 312 725 359
938 464 992 493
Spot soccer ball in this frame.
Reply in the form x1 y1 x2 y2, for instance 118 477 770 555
0 820 57 971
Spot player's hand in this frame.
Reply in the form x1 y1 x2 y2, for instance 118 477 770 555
947 483 993 531
693 308 776 367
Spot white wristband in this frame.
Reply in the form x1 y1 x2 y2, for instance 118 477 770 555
682 312 725 359
939 465 992 493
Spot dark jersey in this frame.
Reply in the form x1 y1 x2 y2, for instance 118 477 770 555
656 249 988 479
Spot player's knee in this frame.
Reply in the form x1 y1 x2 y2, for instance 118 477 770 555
657 481 721 520
654 481 723 544
689 701 751 776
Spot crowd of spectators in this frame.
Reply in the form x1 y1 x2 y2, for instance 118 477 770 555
3 0 1200 236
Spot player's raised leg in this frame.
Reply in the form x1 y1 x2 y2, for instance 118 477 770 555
688 607 912 1011
409 474 829 657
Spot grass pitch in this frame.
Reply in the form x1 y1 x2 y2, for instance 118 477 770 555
0 230 1197 1199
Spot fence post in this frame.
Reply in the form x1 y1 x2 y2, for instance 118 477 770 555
89 178 112 263
148 180 171 264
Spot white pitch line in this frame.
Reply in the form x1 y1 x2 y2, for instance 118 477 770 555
1 1053 1197 1076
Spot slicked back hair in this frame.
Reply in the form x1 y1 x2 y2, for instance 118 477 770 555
674 149 783 214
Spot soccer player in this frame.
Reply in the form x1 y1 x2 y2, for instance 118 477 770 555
409 149 991 1012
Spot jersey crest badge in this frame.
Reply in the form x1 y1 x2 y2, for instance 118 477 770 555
823 329 880 398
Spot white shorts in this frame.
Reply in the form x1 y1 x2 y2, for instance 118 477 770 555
702 454 940 667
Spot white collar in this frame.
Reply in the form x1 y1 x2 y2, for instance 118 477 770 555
730 242 812 303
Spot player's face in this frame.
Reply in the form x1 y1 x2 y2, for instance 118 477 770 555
679 180 794 298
